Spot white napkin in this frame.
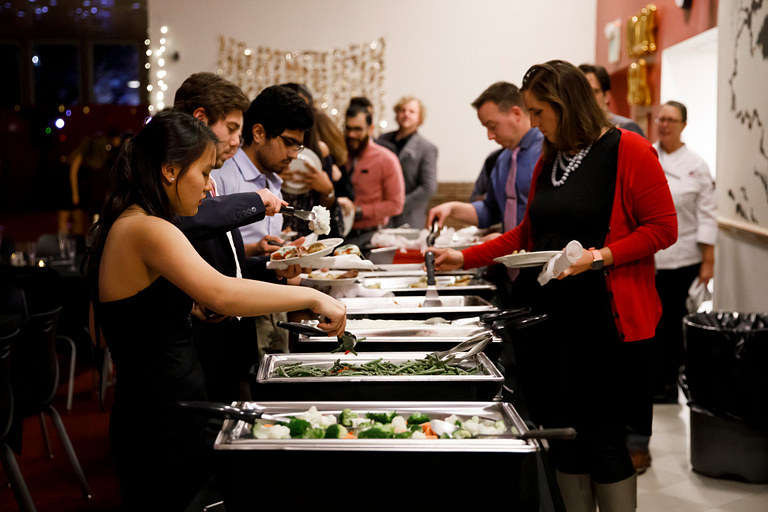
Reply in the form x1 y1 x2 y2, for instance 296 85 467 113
537 240 584 286
329 283 394 299
371 230 427 250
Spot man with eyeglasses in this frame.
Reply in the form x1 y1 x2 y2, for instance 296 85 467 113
579 64 645 137
343 102 405 253
214 85 313 256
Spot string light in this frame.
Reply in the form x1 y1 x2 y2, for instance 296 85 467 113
147 25 172 115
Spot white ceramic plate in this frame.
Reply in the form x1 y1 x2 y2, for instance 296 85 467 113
269 237 343 268
434 241 482 251
375 263 425 272
281 148 322 195
494 251 561 268
301 270 359 286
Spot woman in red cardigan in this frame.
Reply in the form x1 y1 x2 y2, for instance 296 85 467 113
432 61 677 512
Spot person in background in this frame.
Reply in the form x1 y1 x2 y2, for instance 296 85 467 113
315 110 355 235
342 102 405 253
173 72 292 402
430 60 677 512
213 86 315 357
348 96 397 153
86 110 346 510
59 129 121 234
427 82 544 306
652 101 717 399
379 96 438 229
280 83 344 238
579 64 645 136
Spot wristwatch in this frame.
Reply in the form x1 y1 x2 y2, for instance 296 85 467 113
589 248 604 270
354 206 363 221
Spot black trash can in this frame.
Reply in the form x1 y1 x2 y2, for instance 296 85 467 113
682 311 768 483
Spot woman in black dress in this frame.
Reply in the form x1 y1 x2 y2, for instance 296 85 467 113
86 111 347 510
431 61 677 512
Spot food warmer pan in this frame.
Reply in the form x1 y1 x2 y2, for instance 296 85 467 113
210 401 541 511
359 274 496 295
251 351 504 401
339 295 497 319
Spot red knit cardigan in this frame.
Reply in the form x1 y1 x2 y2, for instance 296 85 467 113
462 130 677 342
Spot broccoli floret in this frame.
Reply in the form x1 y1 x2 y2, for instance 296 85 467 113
394 431 413 439
408 423 422 432
366 411 397 423
339 408 358 427
286 417 312 438
358 427 393 439
406 412 431 425
302 427 326 439
452 429 472 439
323 423 349 439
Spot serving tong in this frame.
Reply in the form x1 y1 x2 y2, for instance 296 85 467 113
428 329 494 364
422 251 442 307
280 205 316 223
176 401 288 425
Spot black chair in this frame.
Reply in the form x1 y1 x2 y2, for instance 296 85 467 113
35 234 61 260
0 324 37 512
11 307 91 500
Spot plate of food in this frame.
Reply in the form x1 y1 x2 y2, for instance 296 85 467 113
281 148 322 195
269 237 343 268
301 270 359 286
494 250 561 268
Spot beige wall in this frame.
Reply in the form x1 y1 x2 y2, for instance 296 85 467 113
148 0 596 183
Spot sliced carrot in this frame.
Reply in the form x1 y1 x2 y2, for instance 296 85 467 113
425 435 438 439
263 424 274 428
343 432 357 439
421 422 436 436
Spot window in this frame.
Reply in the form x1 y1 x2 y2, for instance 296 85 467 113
33 44 80 105
93 44 141 105
0 44 21 105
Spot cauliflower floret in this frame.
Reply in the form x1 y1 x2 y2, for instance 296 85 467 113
309 205 331 235
252 424 291 439
391 416 408 432
410 431 427 439
444 414 462 426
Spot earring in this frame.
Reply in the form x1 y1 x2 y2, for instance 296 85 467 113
170 177 174 182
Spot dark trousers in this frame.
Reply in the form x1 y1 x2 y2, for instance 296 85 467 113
653 264 701 399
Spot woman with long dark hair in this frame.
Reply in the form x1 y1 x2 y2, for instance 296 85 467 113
86 110 346 510
430 60 677 511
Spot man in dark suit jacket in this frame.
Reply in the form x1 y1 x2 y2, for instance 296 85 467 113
380 96 438 229
174 73 305 401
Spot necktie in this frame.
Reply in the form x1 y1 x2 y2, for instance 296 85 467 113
503 147 521 281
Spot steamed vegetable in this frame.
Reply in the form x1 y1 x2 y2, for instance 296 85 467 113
276 355 484 378
250 409 509 440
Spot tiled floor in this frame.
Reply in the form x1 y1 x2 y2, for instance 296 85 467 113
636 396 768 512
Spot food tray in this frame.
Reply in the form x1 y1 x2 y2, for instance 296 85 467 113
212 401 540 510
359 275 495 294
339 295 497 318
252 352 503 401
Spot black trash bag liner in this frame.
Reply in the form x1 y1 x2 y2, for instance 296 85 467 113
682 311 768 427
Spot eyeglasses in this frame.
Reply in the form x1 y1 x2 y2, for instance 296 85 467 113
654 117 684 125
279 135 304 154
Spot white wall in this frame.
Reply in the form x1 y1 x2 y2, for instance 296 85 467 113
714 0 768 313
660 27 718 178
148 0 596 183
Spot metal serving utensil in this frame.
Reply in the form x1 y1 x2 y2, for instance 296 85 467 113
429 329 494 364
280 205 316 223
422 251 443 308
176 401 289 424
426 218 439 247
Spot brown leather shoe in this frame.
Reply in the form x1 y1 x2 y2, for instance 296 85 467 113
630 449 651 474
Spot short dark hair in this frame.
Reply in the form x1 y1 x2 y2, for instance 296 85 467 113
578 64 611 93
349 96 373 111
242 85 314 145
664 100 688 123
471 82 524 113
173 72 250 125
522 60 611 162
346 103 372 126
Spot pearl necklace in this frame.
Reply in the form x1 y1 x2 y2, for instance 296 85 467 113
551 144 592 187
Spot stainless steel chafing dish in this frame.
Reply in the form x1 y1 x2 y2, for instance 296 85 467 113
359 274 496 294
340 295 497 318
211 401 541 511
252 351 504 401
289 317 501 357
